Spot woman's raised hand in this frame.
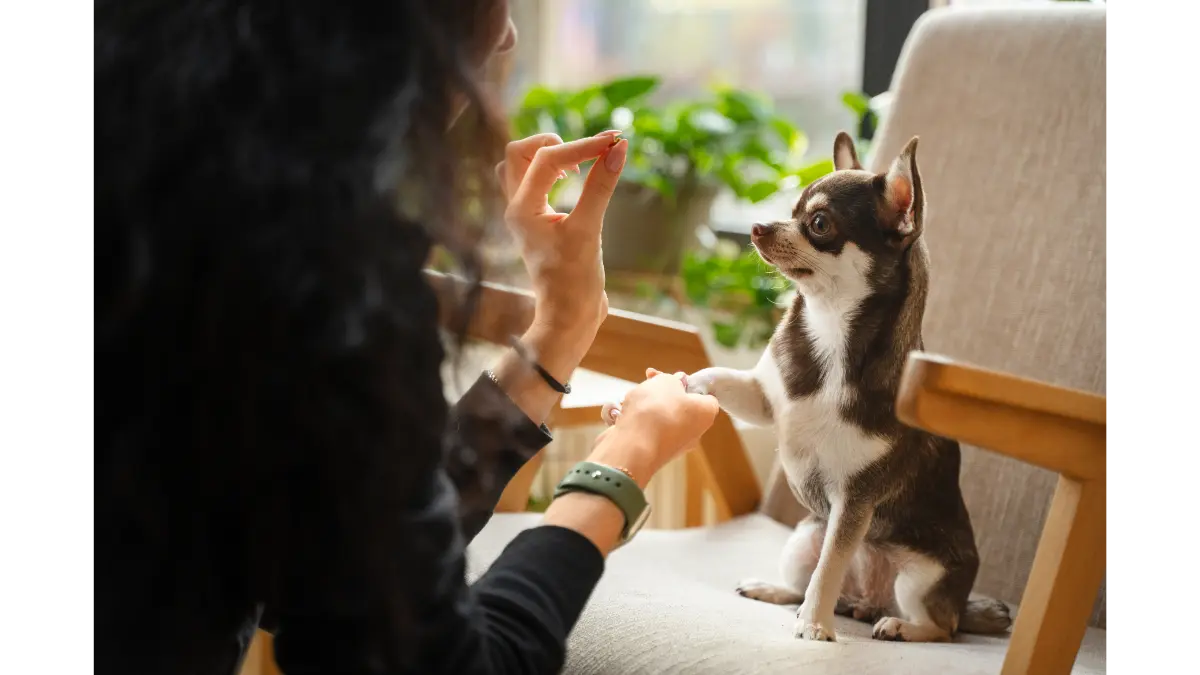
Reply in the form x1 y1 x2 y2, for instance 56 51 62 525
496 132 627 352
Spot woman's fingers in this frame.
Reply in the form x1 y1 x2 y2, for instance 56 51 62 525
496 158 568 204
502 133 563 200
571 139 627 230
688 392 721 421
601 401 621 426
509 134 622 218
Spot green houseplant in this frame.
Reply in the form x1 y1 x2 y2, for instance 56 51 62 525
511 77 833 275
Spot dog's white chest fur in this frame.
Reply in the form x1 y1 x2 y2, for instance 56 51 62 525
760 296 890 499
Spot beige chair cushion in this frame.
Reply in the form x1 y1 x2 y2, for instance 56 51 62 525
468 514 1106 674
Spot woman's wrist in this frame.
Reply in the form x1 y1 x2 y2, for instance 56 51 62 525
542 491 624 557
541 427 658 558
486 318 596 426
585 426 660 490
520 317 595 384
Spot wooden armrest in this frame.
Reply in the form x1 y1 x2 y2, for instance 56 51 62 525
426 270 761 519
898 352 1105 675
897 352 1105 480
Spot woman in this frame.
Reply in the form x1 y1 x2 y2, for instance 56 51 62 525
95 1 719 674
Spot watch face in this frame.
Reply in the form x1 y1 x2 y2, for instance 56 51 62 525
628 504 652 538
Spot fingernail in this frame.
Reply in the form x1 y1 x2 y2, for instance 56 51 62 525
594 129 623 138
605 139 627 172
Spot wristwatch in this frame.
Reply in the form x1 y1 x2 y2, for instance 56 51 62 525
553 461 652 547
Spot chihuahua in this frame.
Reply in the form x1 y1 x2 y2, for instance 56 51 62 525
617 134 1012 642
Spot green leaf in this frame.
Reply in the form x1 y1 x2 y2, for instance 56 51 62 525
567 85 602 111
602 76 659 107
770 118 809 158
522 86 561 110
632 109 666 135
715 161 746 196
712 322 744 348
769 117 798 146
686 108 736 136
796 159 835 185
841 91 872 118
621 166 677 201
743 180 780 203
717 89 769 123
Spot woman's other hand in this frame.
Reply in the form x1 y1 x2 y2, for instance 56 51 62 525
496 132 627 353
541 368 719 556
589 369 720 487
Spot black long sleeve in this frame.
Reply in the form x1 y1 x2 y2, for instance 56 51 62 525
269 373 605 675
443 374 554 540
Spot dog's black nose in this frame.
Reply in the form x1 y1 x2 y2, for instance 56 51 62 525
751 222 773 239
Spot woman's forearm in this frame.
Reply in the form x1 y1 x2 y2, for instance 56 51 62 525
540 426 659 557
490 318 669 557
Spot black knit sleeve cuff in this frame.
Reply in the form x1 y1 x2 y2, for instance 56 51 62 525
470 372 554 451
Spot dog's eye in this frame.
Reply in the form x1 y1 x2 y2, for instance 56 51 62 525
809 214 831 237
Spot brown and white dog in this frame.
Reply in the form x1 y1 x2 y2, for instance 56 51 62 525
621 134 1012 643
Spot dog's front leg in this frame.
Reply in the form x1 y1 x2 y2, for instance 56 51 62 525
685 367 772 425
686 350 779 427
794 500 873 642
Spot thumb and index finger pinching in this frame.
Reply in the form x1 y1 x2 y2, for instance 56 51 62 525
509 132 625 218
571 137 627 227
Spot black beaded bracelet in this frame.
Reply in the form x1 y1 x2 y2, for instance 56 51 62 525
509 337 572 394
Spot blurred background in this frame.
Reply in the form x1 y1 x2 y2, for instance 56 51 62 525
444 0 1102 526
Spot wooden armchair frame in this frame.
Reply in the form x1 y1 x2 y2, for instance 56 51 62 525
425 270 762 523
897 353 1105 675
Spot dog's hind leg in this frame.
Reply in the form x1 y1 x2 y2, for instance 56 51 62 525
835 542 896 624
872 549 977 643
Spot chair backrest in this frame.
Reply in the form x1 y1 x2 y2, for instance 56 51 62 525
759 5 1106 627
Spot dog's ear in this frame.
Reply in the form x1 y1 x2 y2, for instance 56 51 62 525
880 136 924 248
833 131 862 171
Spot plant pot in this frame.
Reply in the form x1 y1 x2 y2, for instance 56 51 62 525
601 181 719 276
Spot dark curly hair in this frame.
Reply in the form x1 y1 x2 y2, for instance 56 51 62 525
96 0 509 669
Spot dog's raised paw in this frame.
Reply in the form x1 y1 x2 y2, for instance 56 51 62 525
684 370 714 396
793 617 837 642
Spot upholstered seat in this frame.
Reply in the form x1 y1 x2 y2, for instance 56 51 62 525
468 514 1105 674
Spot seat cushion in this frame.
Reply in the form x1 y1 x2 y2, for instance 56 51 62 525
468 514 1106 674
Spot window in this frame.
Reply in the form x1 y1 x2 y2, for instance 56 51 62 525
507 0 868 234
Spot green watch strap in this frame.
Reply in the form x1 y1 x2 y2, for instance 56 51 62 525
553 461 651 545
